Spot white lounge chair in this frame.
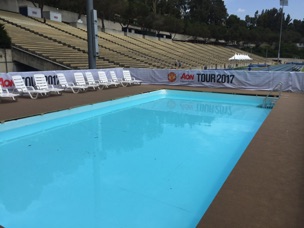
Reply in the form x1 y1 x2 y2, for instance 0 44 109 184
84 72 103 90
12 75 49 99
57 73 87 93
0 85 19 101
109 71 126 87
122 70 142 85
33 74 64 95
74 72 98 90
97 71 119 88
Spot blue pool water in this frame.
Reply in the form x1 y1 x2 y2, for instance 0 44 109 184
0 90 271 228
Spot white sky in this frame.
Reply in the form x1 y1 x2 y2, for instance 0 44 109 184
223 0 304 21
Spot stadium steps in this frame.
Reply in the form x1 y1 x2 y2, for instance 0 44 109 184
170 41 215 66
0 9 269 70
0 11 120 69
176 42 221 66
41 19 158 68
100 32 172 68
0 11 118 67
102 32 192 68
134 38 203 67
123 35 197 68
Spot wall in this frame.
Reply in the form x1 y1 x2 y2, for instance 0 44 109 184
0 0 18 12
11 47 71 71
0 49 13 73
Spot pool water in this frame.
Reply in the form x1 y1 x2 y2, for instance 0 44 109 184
0 90 271 228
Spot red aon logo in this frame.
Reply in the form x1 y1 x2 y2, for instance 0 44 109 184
0 78 14 87
181 73 194 80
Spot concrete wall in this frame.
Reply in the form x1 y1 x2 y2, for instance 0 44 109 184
12 47 71 71
0 0 18 12
0 49 13 73
0 0 34 12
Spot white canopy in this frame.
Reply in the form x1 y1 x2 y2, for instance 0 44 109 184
229 53 252 61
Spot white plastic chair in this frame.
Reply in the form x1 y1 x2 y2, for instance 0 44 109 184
84 72 103 90
109 71 126 87
12 75 49 99
74 72 98 90
0 85 19 101
33 74 64 95
122 70 142 85
97 71 119 88
57 73 87 93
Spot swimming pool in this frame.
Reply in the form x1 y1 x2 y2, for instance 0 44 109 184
0 90 271 228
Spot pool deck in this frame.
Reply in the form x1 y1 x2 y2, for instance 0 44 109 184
1 85 304 228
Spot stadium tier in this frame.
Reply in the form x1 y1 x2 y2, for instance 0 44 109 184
0 10 267 70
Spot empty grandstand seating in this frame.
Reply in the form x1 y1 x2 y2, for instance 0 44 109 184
0 10 268 70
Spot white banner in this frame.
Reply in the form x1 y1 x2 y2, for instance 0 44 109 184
1 68 123 88
290 72 304 91
129 68 304 92
0 68 303 92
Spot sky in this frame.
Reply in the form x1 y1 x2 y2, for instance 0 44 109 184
223 0 304 21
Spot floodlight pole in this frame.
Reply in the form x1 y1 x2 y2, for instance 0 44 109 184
87 0 96 69
277 5 284 62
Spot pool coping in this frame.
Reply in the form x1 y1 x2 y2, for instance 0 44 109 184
1 85 304 228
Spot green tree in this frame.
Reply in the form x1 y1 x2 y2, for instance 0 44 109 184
188 0 227 25
188 0 210 23
184 21 210 38
291 19 304 38
161 16 184 35
0 24 11 48
226 15 248 42
156 0 185 18
209 24 226 40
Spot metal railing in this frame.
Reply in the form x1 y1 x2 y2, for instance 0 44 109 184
262 82 283 108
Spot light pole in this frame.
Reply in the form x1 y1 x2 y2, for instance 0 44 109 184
86 0 99 69
277 0 288 63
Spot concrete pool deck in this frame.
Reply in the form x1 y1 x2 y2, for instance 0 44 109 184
1 85 303 228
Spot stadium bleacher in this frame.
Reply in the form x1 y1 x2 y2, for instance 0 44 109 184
0 10 268 71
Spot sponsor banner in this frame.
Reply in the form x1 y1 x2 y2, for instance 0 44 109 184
0 73 12 88
0 68 124 89
290 72 304 92
1 68 303 92
129 68 304 92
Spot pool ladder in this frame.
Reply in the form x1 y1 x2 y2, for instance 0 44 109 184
261 82 283 109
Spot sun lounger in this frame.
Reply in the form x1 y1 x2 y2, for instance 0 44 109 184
109 71 126 87
33 74 64 95
97 71 120 88
0 85 19 101
84 72 103 90
122 70 142 85
12 75 49 99
74 72 99 90
57 73 87 93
